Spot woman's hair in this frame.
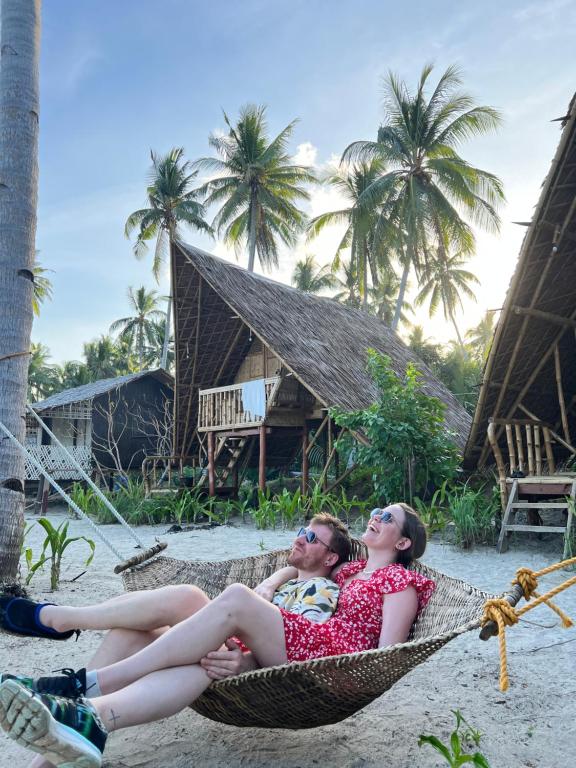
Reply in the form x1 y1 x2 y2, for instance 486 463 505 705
394 503 427 567
310 512 352 565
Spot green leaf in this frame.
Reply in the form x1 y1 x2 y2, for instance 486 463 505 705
418 735 453 762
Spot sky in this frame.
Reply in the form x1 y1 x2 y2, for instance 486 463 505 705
26 0 576 363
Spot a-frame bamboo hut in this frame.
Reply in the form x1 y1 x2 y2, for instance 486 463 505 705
464 95 576 550
166 242 471 497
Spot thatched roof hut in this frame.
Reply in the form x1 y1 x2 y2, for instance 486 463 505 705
464 94 576 470
172 242 471 477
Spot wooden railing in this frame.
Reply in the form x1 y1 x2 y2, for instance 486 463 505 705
198 376 281 432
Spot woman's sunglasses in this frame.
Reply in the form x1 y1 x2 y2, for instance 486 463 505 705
369 508 400 527
296 526 332 550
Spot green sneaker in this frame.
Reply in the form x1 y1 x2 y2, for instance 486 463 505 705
0 668 87 698
0 679 107 767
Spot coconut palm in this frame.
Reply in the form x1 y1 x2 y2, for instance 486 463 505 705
465 311 496 363
366 268 412 326
0 0 41 582
343 64 504 329
110 286 166 370
31 259 53 317
416 248 479 348
196 104 316 273
28 343 57 401
331 260 361 308
83 336 131 381
406 325 442 370
291 254 337 294
125 148 212 369
308 159 390 309
53 360 91 392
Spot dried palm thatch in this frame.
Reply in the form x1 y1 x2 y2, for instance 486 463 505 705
465 94 576 470
172 242 471 458
122 543 491 729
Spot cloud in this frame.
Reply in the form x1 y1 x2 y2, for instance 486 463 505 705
293 142 318 167
63 49 104 93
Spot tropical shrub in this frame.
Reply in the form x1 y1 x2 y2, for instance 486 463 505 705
32 518 95 590
419 710 491 767
332 351 460 504
447 482 497 549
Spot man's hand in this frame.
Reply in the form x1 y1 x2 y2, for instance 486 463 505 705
200 639 258 680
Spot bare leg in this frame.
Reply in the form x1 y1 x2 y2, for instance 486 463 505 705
97 584 288 694
27 628 168 768
37 585 210 633
92 664 212 733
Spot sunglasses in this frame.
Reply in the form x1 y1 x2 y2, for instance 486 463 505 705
369 508 401 527
296 526 332 550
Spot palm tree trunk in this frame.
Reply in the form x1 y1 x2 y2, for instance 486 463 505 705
0 0 40 583
138 320 144 370
450 310 466 351
392 252 410 331
247 192 257 272
160 225 175 370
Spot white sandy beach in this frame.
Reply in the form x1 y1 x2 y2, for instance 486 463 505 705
1 507 575 768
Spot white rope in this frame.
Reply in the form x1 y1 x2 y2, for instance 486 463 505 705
27 405 147 549
0 419 127 563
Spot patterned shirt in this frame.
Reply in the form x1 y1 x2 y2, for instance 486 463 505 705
272 577 339 623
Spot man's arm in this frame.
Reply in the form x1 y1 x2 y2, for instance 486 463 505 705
253 566 298 601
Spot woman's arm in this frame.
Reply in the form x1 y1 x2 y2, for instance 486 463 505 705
378 587 418 648
253 566 298 601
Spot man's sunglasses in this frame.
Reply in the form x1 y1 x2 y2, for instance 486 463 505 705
296 526 332 550
370 508 401 527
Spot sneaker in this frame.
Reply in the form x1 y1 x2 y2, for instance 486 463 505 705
0 596 80 640
0 679 107 768
0 667 87 698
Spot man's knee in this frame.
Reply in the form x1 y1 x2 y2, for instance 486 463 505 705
218 583 252 618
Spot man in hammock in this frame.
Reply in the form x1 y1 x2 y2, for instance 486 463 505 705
1 513 352 693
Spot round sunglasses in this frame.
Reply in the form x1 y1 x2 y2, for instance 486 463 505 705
369 508 401 527
296 526 332 550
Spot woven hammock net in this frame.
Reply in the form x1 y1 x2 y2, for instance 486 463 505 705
122 541 492 730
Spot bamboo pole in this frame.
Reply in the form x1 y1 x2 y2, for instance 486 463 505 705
301 421 309 497
518 403 576 457
258 423 267 492
487 422 507 509
554 344 571 444
207 431 215 497
543 427 556 473
505 424 516 473
515 424 525 472
534 425 542 475
526 424 534 475
305 414 328 456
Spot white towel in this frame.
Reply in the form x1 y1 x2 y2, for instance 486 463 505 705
241 379 267 419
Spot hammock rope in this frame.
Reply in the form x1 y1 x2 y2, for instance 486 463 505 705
481 555 576 692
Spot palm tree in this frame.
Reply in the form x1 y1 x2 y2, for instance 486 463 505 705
331 259 361 308
110 286 166 370
343 64 504 329
125 147 212 369
366 268 411 326
28 343 57 401
416 248 479 348
31 258 53 317
308 160 389 309
465 310 496 363
54 360 91 391
83 336 130 381
291 255 337 294
0 0 41 583
406 325 442 370
196 104 316 272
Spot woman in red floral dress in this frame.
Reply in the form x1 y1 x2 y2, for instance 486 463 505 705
0 504 435 768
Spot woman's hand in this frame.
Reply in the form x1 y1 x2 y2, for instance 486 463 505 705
200 639 258 680
253 583 276 602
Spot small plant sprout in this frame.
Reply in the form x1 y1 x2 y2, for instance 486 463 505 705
418 710 491 767
36 518 96 590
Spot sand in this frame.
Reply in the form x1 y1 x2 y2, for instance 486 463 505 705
1 507 575 768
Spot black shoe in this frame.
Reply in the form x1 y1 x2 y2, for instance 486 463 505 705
0 596 80 640
0 679 107 768
0 667 87 698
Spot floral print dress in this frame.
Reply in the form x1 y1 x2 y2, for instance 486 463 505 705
279 560 435 662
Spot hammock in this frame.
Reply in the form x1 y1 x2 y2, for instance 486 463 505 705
122 540 493 730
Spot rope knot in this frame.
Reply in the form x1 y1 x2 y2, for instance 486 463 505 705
481 598 519 629
513 567 538 600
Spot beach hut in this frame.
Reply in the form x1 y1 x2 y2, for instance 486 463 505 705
164 242 471 497
464 94 576 550
26 369 173 483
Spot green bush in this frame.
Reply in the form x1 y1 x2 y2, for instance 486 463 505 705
332 351 460 504
447 482 497 549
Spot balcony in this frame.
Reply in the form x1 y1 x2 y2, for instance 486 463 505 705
198 376 281 432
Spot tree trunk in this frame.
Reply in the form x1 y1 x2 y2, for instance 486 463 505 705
161 225 175 369
247 192 257 272
450 310 466 351
0 0 41 583
392 252 410 331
